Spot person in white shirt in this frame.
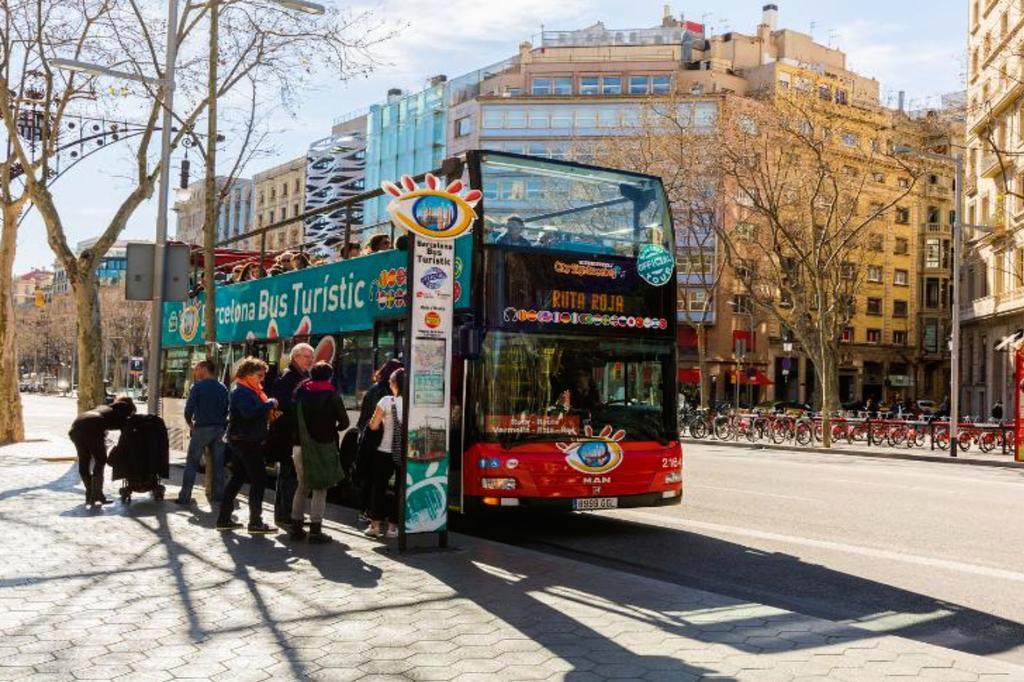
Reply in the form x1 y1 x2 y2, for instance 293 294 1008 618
366 369 404 539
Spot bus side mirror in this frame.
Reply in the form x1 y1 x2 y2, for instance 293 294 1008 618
456 326 482 359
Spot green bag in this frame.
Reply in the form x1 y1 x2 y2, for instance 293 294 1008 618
297 400 343 489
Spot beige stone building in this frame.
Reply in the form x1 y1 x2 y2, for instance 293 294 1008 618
961 0 1024 417
173 176 253 246
252 156 306 251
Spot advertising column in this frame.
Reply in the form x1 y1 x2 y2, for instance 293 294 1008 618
382 173 481 547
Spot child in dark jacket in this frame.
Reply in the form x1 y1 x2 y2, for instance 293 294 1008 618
216 358 279 534
289 362 350 543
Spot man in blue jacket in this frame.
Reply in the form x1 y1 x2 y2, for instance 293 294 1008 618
177 360 229 505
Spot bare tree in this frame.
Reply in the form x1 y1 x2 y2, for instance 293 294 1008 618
0 0 392 416
714 92 919 445
594 99 724 408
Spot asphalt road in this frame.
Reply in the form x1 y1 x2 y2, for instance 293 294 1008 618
18 394 1024 665
469 442 1024 666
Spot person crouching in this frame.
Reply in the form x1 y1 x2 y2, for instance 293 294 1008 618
289 361 349 543
69 397 137 505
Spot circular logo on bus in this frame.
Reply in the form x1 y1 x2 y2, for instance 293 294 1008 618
557 425 626 475
424 311 441 329
637 243 675 287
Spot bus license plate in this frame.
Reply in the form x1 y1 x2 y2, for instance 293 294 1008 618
574 497 618 511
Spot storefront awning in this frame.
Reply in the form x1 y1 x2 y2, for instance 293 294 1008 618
729 369 773 385
678 368 701 384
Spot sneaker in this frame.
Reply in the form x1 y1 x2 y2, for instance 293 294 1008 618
216 521 243 531
248 522 276 535
357 511 370 524
173 497 190 507
363 526 382 539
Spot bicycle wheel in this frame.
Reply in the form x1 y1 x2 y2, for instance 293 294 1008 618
978 432 996 453
795 421 813 446
689 418 709 440
713 417 733 441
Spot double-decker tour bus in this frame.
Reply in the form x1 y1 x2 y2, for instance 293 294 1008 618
159 151 682 513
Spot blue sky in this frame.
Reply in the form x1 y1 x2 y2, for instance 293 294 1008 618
13 0 967 272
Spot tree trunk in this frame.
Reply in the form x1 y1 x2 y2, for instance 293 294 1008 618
0 201 25 444
71 274 105 413
815 347 841 449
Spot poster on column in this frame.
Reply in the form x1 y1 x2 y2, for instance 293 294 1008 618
382 172 481 536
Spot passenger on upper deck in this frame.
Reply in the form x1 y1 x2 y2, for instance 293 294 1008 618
341 242 361 259
366 234 391 254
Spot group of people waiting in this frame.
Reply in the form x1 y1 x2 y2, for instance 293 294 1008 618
68 344 408 542
177 346 405 541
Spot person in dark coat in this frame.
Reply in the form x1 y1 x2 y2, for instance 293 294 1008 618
991 400 1005 423
216 358 279 534
288 362 350 543
69 397 136 505
354 358 403 521
268 343 314 526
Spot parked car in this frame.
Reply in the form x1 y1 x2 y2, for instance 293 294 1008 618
754 400 812 415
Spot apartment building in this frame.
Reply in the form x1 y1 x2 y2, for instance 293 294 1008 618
961 0 1024 417
252 156 306 251
329 3 956 405
173 176 253 246
304 114 368 253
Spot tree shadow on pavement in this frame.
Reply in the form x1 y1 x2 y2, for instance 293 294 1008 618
468 511 1024 663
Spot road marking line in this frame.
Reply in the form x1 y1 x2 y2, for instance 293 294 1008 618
688 484 820 503
611 510 1024 584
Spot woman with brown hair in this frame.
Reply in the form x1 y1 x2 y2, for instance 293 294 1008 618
216 357 279 534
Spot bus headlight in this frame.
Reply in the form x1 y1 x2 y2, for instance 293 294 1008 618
481 477 517 490
664 471 683 484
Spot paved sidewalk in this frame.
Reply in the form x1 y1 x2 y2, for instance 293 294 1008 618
2 437 1024 681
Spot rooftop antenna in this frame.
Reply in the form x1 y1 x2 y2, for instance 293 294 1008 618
702 12 713 31
827 28 838 48
809 21 817 39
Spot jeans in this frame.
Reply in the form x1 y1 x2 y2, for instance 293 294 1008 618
179 425 226 503
290 447 327 524
217 441 266 526
274 454 297 522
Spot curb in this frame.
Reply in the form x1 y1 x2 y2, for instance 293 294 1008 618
681 437 1024 470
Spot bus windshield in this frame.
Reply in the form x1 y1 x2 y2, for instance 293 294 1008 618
479 152 672 257
473 332 675 444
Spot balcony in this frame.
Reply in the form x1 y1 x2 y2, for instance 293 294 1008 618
923 222 951 235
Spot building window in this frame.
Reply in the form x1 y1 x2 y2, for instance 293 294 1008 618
866 297 882 315
893 330 907 346
731 294 752 314
925 238 941 268
818 84 832 101
841 262 855 280
687 290 707 311
735 222 755 239
894 269 909 286
898 177 910 189
579 77 600 95
893 300 908 317
552 77 572 95
842 327 854 343
294 178 300 193
868 234 883 251
872 172 885 183
842 132 858 147
292 203 299 217
895 207 910 224
894 237 909 255
268 209 275 223
867 265 883 282
531 78 552 95
629 76 648 94
601 77 622 95
455 116 473 137
281 182 288 197
866 329 882 344
925 278 940 308
835 89 848 105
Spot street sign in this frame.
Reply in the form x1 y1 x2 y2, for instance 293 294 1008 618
126 242 189 301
